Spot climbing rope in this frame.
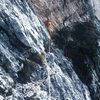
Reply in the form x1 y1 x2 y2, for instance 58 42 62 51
48 66 51 100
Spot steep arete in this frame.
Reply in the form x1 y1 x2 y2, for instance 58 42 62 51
0 0 100 100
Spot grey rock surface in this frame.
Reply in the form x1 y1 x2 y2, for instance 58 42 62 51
0 0 100 100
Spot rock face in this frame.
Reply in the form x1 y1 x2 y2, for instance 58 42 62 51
32 0 91 31
54 21 100 100
0 0 100 100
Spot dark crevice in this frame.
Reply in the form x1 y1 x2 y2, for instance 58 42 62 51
54 21 100 100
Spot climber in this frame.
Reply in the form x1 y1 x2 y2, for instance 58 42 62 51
44 18 52 52
45 18 52 29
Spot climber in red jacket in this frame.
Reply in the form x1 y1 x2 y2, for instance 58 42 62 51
45 18 52 28
44 18 52 52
